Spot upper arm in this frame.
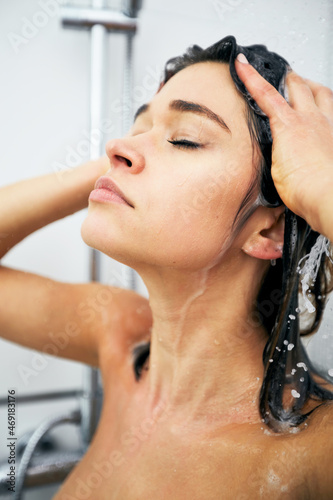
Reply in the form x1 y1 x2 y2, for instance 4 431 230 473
0 265 152 367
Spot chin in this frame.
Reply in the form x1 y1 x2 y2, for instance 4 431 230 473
80 214 97 249
81 211 113 254
80 211 137 268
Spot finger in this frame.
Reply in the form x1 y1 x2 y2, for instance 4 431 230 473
285 71 317 111
303 78 333 116
235 54 291 122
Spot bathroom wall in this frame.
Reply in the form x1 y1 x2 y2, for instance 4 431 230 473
0 0 332 497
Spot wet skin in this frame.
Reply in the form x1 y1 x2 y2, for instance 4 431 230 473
53 62 333 499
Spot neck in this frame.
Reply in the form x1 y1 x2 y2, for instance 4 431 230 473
136 254 269 430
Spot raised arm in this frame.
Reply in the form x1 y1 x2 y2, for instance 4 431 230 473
235 53 333 241
0 160 152 366
0 158 109 259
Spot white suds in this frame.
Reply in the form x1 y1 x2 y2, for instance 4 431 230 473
296 362 308 371
297 235 332 314
267 470 281 486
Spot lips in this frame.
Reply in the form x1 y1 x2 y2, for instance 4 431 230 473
93 176 134 207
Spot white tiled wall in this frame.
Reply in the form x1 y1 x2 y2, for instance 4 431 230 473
0 0 332 496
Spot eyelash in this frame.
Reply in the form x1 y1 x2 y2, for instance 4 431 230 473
167 139 201 150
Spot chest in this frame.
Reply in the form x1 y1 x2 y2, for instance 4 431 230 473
54 385 310 500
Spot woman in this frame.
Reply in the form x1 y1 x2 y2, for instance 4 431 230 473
1 35 333 498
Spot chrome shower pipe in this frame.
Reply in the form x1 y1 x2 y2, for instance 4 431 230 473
60 0 142 448
122 0 143 17
61 7 138 32
13 410 81 500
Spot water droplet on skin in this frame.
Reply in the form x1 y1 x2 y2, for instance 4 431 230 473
291 389 300 398
268 471 281 485
275 346 281 351
214 339 220 345
177 176 191 187
297 362 308 371
287 343 294 351
289 314 296 320
300 377 304 382
291 368 296 375
289 426 300 434
283 340 288 345
328 368 333 377
269 358 273 363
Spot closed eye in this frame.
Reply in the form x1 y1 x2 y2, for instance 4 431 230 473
167 139 202 150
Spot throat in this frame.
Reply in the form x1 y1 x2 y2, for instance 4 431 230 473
140 327 267 429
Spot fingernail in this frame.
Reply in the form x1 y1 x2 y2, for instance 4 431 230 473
236 53 249 64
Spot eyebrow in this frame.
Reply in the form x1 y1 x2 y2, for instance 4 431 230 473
133 99 231 135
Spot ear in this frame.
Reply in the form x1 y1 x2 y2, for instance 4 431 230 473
242 205 285 260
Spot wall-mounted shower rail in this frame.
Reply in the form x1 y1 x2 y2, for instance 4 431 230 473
61 7 138 31
60 0 142 449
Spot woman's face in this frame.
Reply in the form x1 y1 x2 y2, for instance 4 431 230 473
81 62 258 271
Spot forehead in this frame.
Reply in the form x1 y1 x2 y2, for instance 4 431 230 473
148 62 248 135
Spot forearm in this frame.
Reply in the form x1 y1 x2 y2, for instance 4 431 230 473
0 157 109 259
293 172 333 241
315 183 333 242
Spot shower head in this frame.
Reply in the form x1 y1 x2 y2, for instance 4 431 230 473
122 0 143 18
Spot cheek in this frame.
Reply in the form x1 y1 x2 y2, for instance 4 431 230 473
144 173 245 268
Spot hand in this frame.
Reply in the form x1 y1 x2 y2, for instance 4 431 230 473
235 54 333 237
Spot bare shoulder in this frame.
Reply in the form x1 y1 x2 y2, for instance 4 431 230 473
0 264 152 370
95 285 152 377
300 401 333 498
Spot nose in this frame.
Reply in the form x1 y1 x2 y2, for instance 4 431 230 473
105 138 145 174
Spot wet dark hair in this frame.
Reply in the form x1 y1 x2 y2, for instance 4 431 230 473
133 35 333 432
